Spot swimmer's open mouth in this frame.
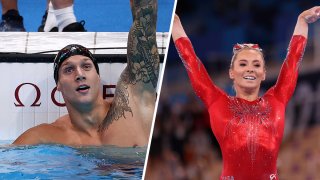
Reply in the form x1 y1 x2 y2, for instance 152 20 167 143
76 85 90 91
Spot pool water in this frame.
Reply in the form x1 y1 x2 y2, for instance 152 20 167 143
0 141 145 179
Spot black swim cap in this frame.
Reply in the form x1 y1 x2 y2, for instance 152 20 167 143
53 44 99 83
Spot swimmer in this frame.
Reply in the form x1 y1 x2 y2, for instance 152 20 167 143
13 0 159 147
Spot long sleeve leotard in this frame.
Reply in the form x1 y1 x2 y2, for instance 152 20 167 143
175 35 306 180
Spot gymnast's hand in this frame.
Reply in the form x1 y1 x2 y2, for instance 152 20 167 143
172 14 188 42
300 6 320 24
293 6 320 38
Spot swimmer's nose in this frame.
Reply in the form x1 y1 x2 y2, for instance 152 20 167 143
75 67 86 81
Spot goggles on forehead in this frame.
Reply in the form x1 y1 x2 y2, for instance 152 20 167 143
233 43 262 54
53 44 99 84
54 45 94 67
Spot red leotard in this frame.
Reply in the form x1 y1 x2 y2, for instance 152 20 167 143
175 35 306 180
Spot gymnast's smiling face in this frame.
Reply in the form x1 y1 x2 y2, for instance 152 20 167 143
229 49 266 95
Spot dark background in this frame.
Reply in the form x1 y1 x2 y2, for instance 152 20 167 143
146 1 320 179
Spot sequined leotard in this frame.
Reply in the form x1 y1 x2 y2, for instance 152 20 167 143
175 35 306 180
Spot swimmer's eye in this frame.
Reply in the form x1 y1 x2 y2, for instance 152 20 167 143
63 66 74 74
83 63 93 71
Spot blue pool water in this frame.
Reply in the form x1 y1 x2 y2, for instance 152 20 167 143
0 141 146 179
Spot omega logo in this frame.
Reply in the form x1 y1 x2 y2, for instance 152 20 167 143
14 83 41 107
14 83 116 107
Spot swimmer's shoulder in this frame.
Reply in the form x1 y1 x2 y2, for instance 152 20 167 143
12 115 71 145
51 114 72 128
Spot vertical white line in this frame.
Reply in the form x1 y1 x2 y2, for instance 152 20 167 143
25 32 29 53
33 63 36 127
94 32 97 54
47 63 50 124
142 0 178 179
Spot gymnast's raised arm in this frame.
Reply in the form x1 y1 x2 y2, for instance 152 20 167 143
172 14 224 108
272 6 320 104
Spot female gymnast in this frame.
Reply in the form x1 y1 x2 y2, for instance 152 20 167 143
172 6 320 180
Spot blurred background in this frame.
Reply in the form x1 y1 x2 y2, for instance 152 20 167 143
146 0 320 179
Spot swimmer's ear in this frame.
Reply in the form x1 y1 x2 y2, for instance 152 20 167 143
56 82 61 92
229 69 234 80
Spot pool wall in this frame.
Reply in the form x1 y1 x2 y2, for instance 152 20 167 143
0 32 167 140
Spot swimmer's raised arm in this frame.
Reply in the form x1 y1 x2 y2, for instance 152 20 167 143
100 0 159 133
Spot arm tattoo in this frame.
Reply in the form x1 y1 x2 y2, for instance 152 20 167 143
127 0 159 88
100 0 159 131
100 69 133 131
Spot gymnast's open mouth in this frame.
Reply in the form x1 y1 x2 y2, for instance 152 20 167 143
243 76 256 80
